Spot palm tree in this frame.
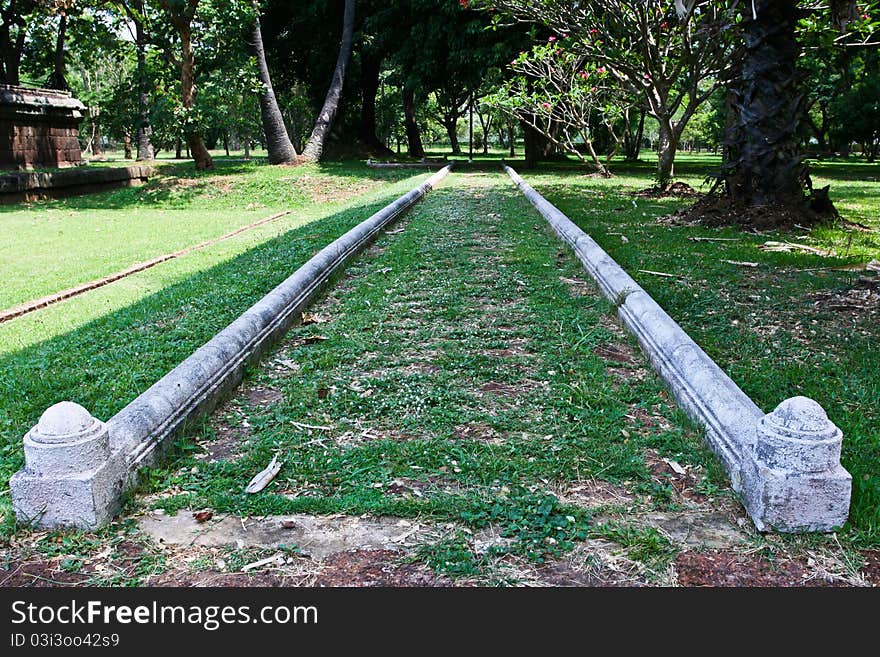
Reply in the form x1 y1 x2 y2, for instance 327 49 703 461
302 0 355 161
251 3 297 164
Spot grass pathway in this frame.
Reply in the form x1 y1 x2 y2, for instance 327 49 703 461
128 171 759 585
4 171 868 587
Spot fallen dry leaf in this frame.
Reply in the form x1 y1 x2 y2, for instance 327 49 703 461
244 456 282 494
193 510 213 523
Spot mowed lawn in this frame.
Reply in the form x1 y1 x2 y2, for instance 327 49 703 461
0 158 417 311
0 152 877 574
522 153 880 544
0 160 428 353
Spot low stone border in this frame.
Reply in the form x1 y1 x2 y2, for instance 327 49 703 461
504 164 851 533
366 159 448 169
0 165 153 203
11 164 453 529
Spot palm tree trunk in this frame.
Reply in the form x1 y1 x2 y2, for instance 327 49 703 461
251 5 297 164
723 0 805 207
302 0 355 161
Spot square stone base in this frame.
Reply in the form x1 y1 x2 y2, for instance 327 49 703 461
10 460 124 530
741 458 852 533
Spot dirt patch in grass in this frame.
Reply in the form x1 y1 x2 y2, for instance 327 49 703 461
198 424 249 463
149 570 307 587
289 174 377 204
557 480 635 509
479 380 544 398
559 275 596 297
635 182 698 198
592 342 638 364
246 387 284 406
314 549 451 587
0 560 93 587
452 423 505 445
859 550 880 586
644 448 709 505
669 194 835 230
532 540 649 587
674 550 847 587
384 476 460 497
810 277 879 315
624 406 673 433
605 365 650 383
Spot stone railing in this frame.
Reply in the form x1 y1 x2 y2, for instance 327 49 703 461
0 165 153 203
11 164 453 529
504 164 851 533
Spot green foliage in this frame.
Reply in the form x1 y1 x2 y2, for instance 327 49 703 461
831 75 880 160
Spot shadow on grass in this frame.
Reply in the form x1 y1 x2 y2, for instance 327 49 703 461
0 158 418 214
0 181 423 483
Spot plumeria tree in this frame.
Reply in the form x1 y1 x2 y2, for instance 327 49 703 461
482 0 741 189
487 37 627 175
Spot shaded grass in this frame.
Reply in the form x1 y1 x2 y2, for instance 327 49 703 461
0 158 413 310
0 171 433 530
131 172 727 577
520 155 880 546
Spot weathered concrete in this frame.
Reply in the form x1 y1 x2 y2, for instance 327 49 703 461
139 512 432 559
11 164 453 529
0 85 85 170
504 164 851 533
0 164 153 204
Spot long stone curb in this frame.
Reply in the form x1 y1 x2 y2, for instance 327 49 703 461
503 164 851 533
11 164 454 529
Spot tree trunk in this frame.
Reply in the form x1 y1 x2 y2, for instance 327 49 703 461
443 116 461 155
624 108 645 161
251 6 297 164
90 119 103 157
0 22 24 85
123 130 132 159
508 120 515 157
175 136 182 159
179 26 213 170
45 12 68 90
134 16 154 161
403 86 424 159
357 52 393 156
656 117 677 189
722 0 806 207
302 0 355 161
522 119 551 169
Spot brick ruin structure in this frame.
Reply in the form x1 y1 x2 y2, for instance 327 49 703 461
0 85 85 170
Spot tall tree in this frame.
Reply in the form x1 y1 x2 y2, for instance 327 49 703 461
0 0 39 84
402 83 424 157
716 0 877 220
485 0 740 189
118 0 154 160
302 0 355 160
157 0 213 170
251 1 297 163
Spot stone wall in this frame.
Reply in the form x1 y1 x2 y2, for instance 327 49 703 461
0 165 153 204
0 85 85 170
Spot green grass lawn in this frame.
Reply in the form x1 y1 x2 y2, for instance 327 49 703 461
0 153 877 586
0 157 417 311
518 153 880 545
